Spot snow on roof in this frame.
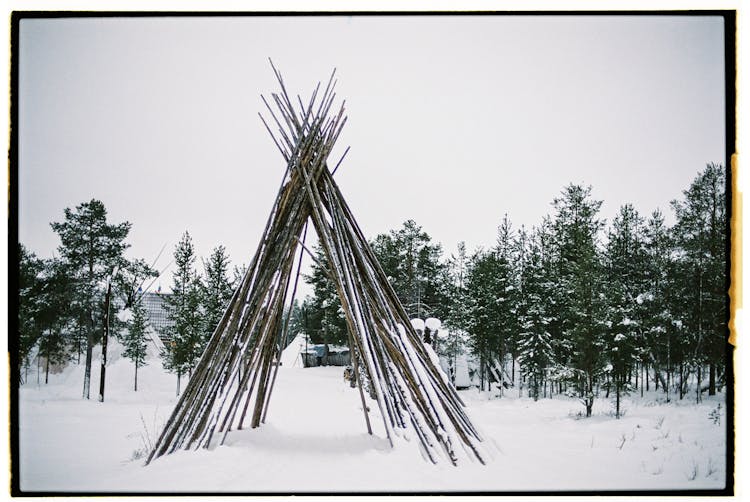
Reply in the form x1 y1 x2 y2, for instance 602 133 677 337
425 317 441 331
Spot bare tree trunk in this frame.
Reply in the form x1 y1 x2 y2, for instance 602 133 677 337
679 360 685 400
696 364 702 404
83 332 94 399
585 372 594 418
605 372 610 399
98 281 112 402
615 376 620 419
640 363 644 397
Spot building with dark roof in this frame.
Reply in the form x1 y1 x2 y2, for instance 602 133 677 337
140 291 174 344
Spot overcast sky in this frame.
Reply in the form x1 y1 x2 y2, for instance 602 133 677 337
18 15 726 295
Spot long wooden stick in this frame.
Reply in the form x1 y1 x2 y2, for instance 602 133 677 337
147 65 487 467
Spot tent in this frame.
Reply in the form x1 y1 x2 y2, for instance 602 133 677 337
146 64 487 466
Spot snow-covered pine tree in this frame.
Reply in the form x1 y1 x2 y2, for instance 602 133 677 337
495 215 521 390
670 163 727 400
530 215 567 397
604 204 646 417
516 227 554 401
123 299 149 391
465 229 517 396
201 246 234 344
441 242 471 385
304 244 348 346
160 231 204 396
50 199 131 399
370 220 447 320
551 184 607 417
641 209 675 399
465 249 498 393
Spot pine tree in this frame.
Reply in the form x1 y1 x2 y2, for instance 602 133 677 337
18 244 45 383
641 209 675 399
284 299 306 348
116 257 159 310
670 163 727 400
123 300 149 391
465 248 506 393
371 220 447 319
603 204 646 417
516 228 554 400
440 242 471 385
50 199 131 399
551 184 607 417
36 258 76 384
493 215 520 390
160 231 204 395
304 244 348 346
201 246 234 343
232 263 247 286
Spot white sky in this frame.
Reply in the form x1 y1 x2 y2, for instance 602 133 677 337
17 15 726 294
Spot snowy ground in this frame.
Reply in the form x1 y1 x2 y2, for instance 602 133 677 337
17 343 728 494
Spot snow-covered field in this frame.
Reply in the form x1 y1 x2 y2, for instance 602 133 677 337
17 342 728 494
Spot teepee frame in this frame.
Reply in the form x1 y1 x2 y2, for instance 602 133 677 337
146 64 487 466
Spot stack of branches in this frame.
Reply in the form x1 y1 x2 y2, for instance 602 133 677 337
146 64 487 466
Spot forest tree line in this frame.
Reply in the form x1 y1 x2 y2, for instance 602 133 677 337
16 163 729 414
295 163 729 416
17 201 239 396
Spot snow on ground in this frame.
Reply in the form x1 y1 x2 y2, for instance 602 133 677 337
18 343 728 493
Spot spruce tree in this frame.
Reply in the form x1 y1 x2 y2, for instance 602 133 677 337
284 300 306 348
465 248 507 393
517 228 554 400
551 184 607 417
304 244 347 346
441 242 471 384
123 300 149 391
160 231 204 395
201 246 234 342
604 204 646 417
529 216 566 395
493 215 520 389
641 209 675 398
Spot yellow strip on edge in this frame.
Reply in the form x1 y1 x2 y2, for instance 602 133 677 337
729 153 741 347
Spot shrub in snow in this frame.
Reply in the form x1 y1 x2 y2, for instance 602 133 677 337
708 403 722 425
